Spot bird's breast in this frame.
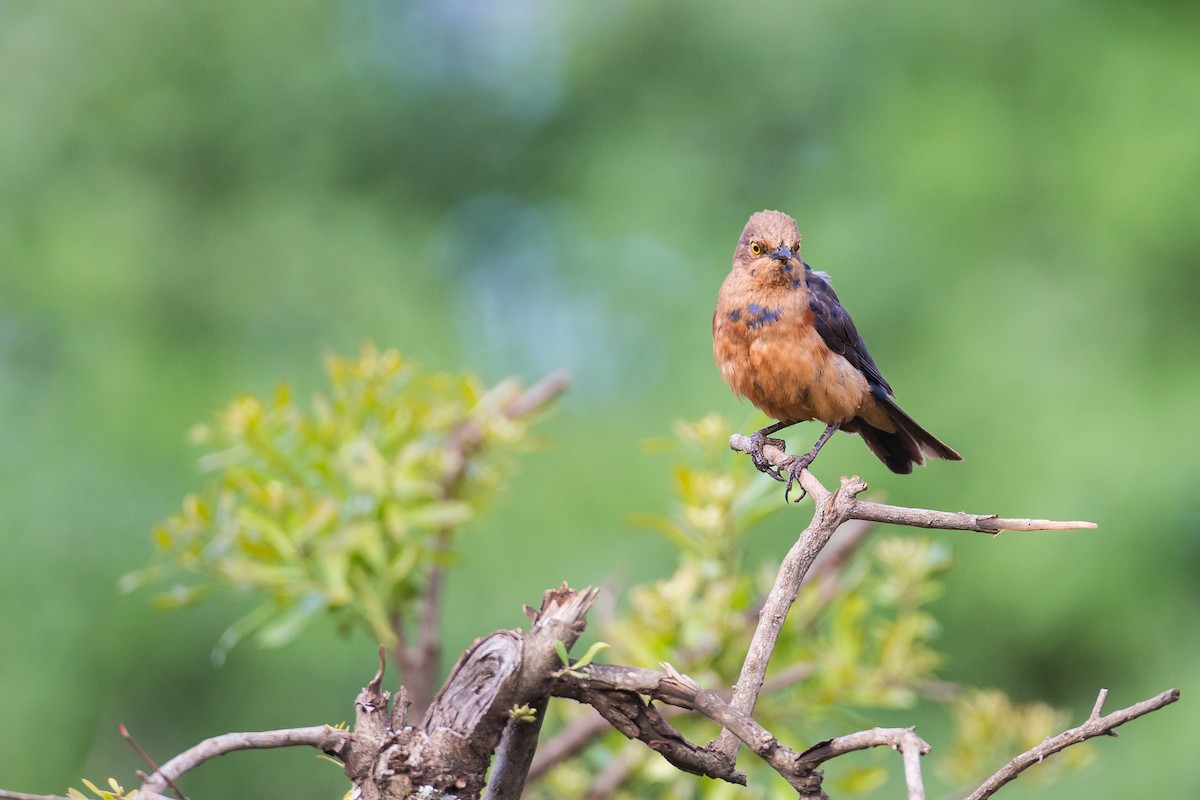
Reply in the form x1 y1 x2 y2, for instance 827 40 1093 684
714 279 869 425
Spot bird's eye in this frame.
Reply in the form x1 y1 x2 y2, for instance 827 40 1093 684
792 242 800 253
749 242 763 255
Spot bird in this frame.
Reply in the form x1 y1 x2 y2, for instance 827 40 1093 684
713 209 961 498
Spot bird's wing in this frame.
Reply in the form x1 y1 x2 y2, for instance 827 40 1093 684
804 265 893 396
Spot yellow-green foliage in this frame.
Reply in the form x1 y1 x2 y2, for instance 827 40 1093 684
68 778 137 800
126 344 544 661
941 688 1093 787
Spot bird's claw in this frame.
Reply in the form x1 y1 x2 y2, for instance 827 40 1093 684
780 455 812 503
748 432 787 481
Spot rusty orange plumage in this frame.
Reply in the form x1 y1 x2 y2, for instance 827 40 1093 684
713 210 960 495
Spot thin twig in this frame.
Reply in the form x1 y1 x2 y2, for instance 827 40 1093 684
509 370 572 416
795 726 931 768
964 687 1181 800
411 532 446 718
899 730 928 800
852 499 1097 533
760 661 815 695
389 608 418 709
119 723 189 800
138 726 352 796
0 728 351 800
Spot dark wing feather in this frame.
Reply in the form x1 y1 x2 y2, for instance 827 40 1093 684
804 265 892 395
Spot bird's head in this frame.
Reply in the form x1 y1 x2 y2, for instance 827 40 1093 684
732 210 803 283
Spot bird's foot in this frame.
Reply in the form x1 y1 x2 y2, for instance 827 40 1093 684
779 454 814 503
748 431 787 481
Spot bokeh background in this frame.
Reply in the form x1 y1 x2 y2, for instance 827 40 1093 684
2 0 1198 797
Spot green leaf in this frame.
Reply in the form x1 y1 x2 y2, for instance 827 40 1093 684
571 641 609 671
351 565 398 645
149 583 209 609
255 592 328 648
212 602 277 666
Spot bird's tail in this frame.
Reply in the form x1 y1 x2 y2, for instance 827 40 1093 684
849 396 961 475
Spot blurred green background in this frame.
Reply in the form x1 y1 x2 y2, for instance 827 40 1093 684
2 0 1197 797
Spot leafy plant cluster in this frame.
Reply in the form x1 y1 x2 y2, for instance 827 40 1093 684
126 344 539 662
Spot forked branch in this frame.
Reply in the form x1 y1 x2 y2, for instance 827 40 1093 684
713 436 1097 765
553 661 931 798
964 687 1181 800
728 435 1096 533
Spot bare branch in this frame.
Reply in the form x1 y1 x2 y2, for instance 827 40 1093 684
551 663 746 785
138 726 351 796
710 469 866 763
0 791 77 800
412 534 447 717
389 608 418 707
900 733 928 800
503 370 571 417
964 687 1181 800
794 727 934 800
760 661 815 695
851 499 1097 534
729 436 1097 533
795 726 928 768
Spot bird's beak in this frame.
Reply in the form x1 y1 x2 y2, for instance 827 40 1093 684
767 245 793 262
